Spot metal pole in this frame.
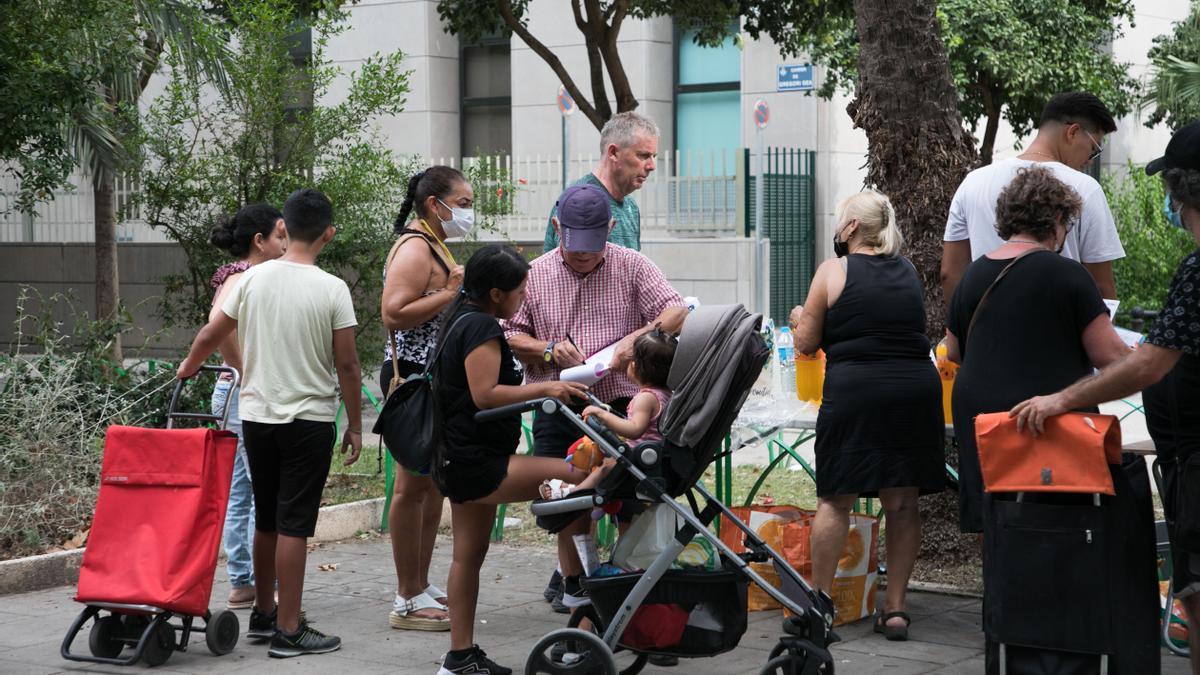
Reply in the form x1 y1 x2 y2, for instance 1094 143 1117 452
561 115 569 191
755 129 765 317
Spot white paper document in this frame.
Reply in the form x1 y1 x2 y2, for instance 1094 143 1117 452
558 340 620 386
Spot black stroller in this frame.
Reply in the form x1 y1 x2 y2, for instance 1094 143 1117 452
475 305 838 675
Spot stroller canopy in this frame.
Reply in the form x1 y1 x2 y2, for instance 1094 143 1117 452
658 304 769 493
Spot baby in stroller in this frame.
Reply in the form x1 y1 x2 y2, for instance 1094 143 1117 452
542 327 677 498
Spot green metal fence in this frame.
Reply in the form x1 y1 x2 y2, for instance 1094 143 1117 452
744 148 818 324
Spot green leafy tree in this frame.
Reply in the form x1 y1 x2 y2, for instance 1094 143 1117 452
1102 165 1197 324
135 0 512 362
765 0 1138 164
1144 6 1200 132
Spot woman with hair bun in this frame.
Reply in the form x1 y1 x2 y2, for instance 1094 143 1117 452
208 202 289 610
380 166 471 631
788 189 945 641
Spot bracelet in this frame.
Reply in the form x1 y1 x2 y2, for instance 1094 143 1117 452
347 428 362 435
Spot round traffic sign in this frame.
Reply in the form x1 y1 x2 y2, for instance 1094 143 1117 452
557 86 577 117
753 99 770 129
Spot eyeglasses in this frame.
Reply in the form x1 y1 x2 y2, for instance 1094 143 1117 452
1084 130 1105 162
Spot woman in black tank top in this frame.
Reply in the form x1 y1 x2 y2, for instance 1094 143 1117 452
790 190 944 640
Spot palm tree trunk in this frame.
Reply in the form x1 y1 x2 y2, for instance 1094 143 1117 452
848 0 981 579
93 173 122 365
848 0 978 335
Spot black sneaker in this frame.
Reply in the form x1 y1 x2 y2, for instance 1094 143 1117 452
550 588 570 614
543 569 562 603
267 620 341 658
247 606 276 640
438 645 512 675
561 576 591 608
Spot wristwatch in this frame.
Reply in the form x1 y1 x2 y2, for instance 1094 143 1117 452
544 340 556 363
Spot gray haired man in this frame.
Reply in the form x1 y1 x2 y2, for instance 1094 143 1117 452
543 111 659 252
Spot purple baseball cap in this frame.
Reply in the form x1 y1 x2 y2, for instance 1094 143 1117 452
556 184 611 252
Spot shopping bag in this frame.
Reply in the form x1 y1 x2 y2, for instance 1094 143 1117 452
720 506 813 612
1160 580 1191 649
825 513 880 626
612 503 681 570
975 411 1121 495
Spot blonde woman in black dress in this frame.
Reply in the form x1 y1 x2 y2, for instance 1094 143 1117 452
789 190 944 641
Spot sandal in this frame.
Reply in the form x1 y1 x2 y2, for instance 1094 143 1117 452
539 479 579 500
873 611 910 641
424 584 448 606
389 591 450 631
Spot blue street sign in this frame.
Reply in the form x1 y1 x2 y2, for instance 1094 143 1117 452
777 64 814 92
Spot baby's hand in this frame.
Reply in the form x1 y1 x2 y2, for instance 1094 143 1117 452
582 405 604 419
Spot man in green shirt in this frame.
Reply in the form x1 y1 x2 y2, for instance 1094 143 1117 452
543 111 659 252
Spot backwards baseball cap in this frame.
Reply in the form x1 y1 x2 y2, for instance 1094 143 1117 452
1147 120 1200 175
556 184 611 252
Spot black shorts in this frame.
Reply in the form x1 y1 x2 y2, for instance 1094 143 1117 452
532 397 643 524
436 451 511 504
242 419 335 538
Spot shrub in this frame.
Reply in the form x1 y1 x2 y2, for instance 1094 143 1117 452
1102 164 1197 327
0 289 200 560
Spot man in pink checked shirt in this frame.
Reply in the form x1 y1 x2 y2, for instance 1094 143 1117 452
504 183 686 613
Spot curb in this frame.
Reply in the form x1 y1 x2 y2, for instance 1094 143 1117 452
0 497 387 597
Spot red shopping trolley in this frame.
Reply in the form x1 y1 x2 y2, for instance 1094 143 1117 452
61 365 242 667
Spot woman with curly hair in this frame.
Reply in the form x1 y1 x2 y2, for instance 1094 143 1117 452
945 165 1129 534
945 165 1138 672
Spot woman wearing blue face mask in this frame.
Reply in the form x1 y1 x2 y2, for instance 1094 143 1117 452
1013 120 1200 672
379 166 474 631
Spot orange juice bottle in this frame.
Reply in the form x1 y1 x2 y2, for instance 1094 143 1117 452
935 342 956 424
795 349 825 405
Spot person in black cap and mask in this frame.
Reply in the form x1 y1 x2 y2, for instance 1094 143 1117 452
1013 120 1200 673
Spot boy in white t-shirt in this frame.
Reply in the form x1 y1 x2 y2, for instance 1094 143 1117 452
941 92 1126 306
178 188 362 658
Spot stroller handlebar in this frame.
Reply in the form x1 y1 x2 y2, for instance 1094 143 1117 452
474 397 558 423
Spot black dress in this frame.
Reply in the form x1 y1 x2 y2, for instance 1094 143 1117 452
947 250 1107 533
814 254 944 498
433 303 525 503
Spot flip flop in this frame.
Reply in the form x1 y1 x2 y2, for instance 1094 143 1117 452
389 591 450 631
874 611 910 641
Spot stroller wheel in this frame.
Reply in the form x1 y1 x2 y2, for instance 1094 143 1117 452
205 610 239 655
526 628 617 675
566 607 648 675
760 651 835 675
88 616 125 659
141 620 176 667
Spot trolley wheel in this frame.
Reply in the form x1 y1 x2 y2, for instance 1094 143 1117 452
526 628 617 675
566 606 648 675
759 650 835 675
141 620 176 667
88 616 125 659
205 610 239 655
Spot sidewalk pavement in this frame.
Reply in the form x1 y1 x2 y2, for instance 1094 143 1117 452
0 535 1188 674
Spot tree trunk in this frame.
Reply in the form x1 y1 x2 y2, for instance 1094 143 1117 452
848 0 977 336
93 173 123 366
979 83 1001 166
848 0 981 580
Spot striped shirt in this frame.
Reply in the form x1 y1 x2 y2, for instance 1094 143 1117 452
503 244 683 403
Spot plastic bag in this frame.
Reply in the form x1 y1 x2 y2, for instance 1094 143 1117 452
612 503 680 570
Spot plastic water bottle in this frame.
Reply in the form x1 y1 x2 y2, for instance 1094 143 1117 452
777 327 796 394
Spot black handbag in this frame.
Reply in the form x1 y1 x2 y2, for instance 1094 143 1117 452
372 309 466 473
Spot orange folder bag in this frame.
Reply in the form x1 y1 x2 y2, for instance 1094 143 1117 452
975 411 1122 495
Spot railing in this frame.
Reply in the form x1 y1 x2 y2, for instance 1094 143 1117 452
2 149 748 243
0 171 165 243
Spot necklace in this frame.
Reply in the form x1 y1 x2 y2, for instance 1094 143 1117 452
1021 150 1059 162
1007 238 1044 247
